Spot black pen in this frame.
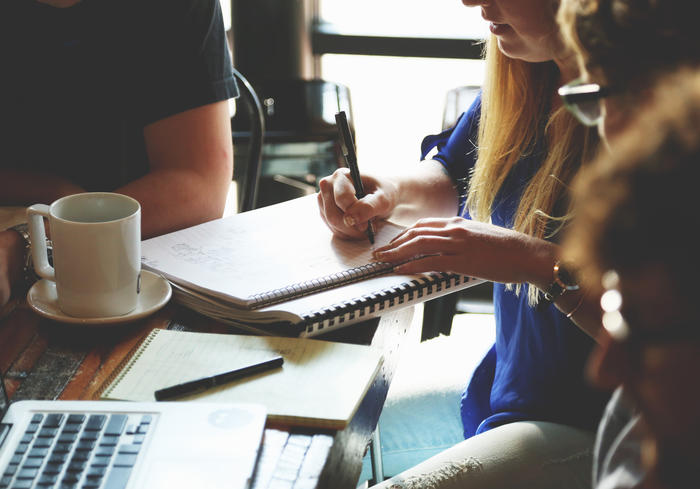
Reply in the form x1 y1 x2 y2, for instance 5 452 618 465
154 356 284 401
335 111 375 244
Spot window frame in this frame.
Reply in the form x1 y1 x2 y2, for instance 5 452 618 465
311 21 485 60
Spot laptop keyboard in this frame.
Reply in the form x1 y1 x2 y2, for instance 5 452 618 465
1 412 152 489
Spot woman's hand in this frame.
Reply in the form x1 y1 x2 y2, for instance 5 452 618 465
317 168 399 240
372 217 556 285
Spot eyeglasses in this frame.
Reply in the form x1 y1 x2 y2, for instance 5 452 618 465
600 270 700 347
558 78 613 127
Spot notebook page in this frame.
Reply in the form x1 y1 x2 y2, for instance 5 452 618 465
141 195 405 307
102 329 383 429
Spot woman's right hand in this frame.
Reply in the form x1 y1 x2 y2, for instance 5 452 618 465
317 168 398 240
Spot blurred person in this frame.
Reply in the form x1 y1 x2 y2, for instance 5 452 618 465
563 68 700 489
558 0 700 141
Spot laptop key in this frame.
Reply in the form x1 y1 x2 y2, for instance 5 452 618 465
32 439 52 448
48 453 68 465
66 415 85 424
10 479 32 489
27 448 49 458
20 458 41 469
66 460 86 473
85 415 106 432
16 468 38 479
37 474 57 485
42 414 64 429
99 436 118 447
86 466 106 478
62 472 80 483
79 431 99 442
76 440 95 452
95 446 114 457
14 444 29 455
117 444 140 455
90 456 111 468
104 415 127 437
112 454 137 468
37 428 58 438
103 466 133 489
53 443 72 454
42 463 63 475
58 433 78 444
71 451 90 462
61 424 82 434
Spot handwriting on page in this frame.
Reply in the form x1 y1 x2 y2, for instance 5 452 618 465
141 195 406 303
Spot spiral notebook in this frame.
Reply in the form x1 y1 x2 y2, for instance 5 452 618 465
141 195 483 336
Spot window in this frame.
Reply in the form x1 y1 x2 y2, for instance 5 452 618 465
316 0 488 172
319 0 487 39
220 0 231 31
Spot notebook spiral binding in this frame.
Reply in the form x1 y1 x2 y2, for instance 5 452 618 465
300 272 472 335
97 329 161 399
250 261 395 309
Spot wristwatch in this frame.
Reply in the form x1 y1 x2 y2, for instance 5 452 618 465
543 260 579 302
8 223 44 292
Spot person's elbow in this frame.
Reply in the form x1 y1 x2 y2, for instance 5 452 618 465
197 140 233 220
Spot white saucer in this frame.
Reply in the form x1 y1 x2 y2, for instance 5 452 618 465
27 270 172 326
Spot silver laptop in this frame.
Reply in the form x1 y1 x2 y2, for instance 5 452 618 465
0 371 266 489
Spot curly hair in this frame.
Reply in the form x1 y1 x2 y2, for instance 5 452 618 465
558 0 700 90
563 69 700 303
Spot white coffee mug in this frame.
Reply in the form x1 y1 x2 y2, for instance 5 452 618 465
27 192 141 318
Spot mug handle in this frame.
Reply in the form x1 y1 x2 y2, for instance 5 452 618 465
27 204 55 281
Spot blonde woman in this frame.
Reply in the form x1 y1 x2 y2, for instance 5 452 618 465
317 0 606 487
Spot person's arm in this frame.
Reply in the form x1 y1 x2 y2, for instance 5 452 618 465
372 217 603 339
319 95 481 240
116 100 233 239
0 100 232 307
0 170 85 206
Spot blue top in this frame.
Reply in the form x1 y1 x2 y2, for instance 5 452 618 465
421 95 608 438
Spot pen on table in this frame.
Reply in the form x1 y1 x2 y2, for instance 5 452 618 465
335 110 376 244
154 355 284 401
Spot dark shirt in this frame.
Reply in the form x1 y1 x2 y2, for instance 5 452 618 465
0 0 238 191
421 94 608 438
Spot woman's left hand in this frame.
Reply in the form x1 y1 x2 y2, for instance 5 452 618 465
372 217 555 285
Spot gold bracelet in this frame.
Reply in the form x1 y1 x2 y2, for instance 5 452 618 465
565 293 585 319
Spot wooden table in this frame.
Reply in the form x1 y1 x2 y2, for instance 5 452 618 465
0 297 414 489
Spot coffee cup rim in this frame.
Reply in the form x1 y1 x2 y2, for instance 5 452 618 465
49 192 141 225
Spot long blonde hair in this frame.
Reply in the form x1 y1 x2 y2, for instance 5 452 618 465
466 36 597 303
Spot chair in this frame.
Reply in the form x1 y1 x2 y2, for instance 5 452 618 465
231 78 352 211
231 68 265 213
